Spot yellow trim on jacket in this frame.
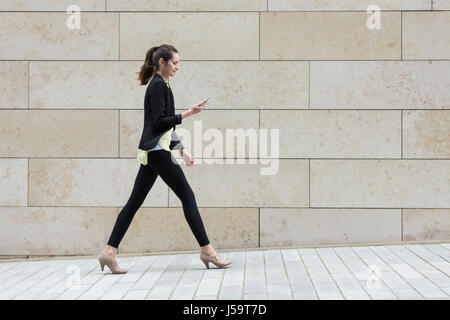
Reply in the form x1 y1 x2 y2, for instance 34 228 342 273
137 127 173 165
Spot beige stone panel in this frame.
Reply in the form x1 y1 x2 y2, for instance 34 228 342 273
403 111 450 158
29 61 145 109
169 160 309 207
120 12 258 60
0 61 28 109
0 207 258 255
120 109 260 158
0 13 118 60
434 0 450 10
260 110 401 158
168 61 309 109
310 61 450 109
260 208 401 247
0 110 118 157
268 0 430 10
29 159 168 206
0 0 105 11
261 12 401 60
310 160 450 208
403 12 450 60
120 110 143 158
0 207 119 256
0 159 28 206
107 0 266 11
403 209 450 241
119 208 259 253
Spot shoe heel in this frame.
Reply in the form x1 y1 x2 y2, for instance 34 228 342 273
98 253 128 274
200 257 210 269
99 258 106 272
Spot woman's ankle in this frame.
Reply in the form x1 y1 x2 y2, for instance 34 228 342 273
103 245 118 255
200 244 217 256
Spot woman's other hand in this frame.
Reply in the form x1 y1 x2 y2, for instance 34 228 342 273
181 149 194 167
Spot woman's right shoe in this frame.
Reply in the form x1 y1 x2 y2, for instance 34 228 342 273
98 252 128 274
200 251 232 269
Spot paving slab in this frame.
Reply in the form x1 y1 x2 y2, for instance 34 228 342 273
0 242 449 300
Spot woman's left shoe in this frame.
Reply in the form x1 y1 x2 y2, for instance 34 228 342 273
200 251 232 269
98 252 128 274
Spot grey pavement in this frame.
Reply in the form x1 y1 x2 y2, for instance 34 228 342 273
0 242 449 300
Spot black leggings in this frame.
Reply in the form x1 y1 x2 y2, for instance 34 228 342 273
107 149 210 248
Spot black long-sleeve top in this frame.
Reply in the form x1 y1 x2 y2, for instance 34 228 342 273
138 73 184 151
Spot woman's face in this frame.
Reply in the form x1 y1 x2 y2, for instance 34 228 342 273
162 52 179 78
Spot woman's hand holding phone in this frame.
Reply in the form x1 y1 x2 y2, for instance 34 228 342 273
189 97 209 115
180 98 209 166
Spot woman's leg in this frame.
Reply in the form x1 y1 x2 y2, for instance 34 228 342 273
147 150 210 247
106 163 159 248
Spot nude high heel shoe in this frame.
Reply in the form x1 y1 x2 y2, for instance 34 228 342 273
200 251 232 269
98 252 128 274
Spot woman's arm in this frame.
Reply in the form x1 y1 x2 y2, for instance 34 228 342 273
177 100 208 160
181 109 193 120
169 131 185 152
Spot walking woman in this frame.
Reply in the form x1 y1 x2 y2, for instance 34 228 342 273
98 44 232 273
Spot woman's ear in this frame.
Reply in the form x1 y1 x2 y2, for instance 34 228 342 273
159 57 165 68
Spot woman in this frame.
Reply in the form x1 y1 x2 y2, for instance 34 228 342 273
98 44 232 273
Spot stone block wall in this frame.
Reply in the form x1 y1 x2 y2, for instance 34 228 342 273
0 0 448 255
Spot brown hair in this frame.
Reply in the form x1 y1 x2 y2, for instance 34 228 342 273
137 44 178 86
